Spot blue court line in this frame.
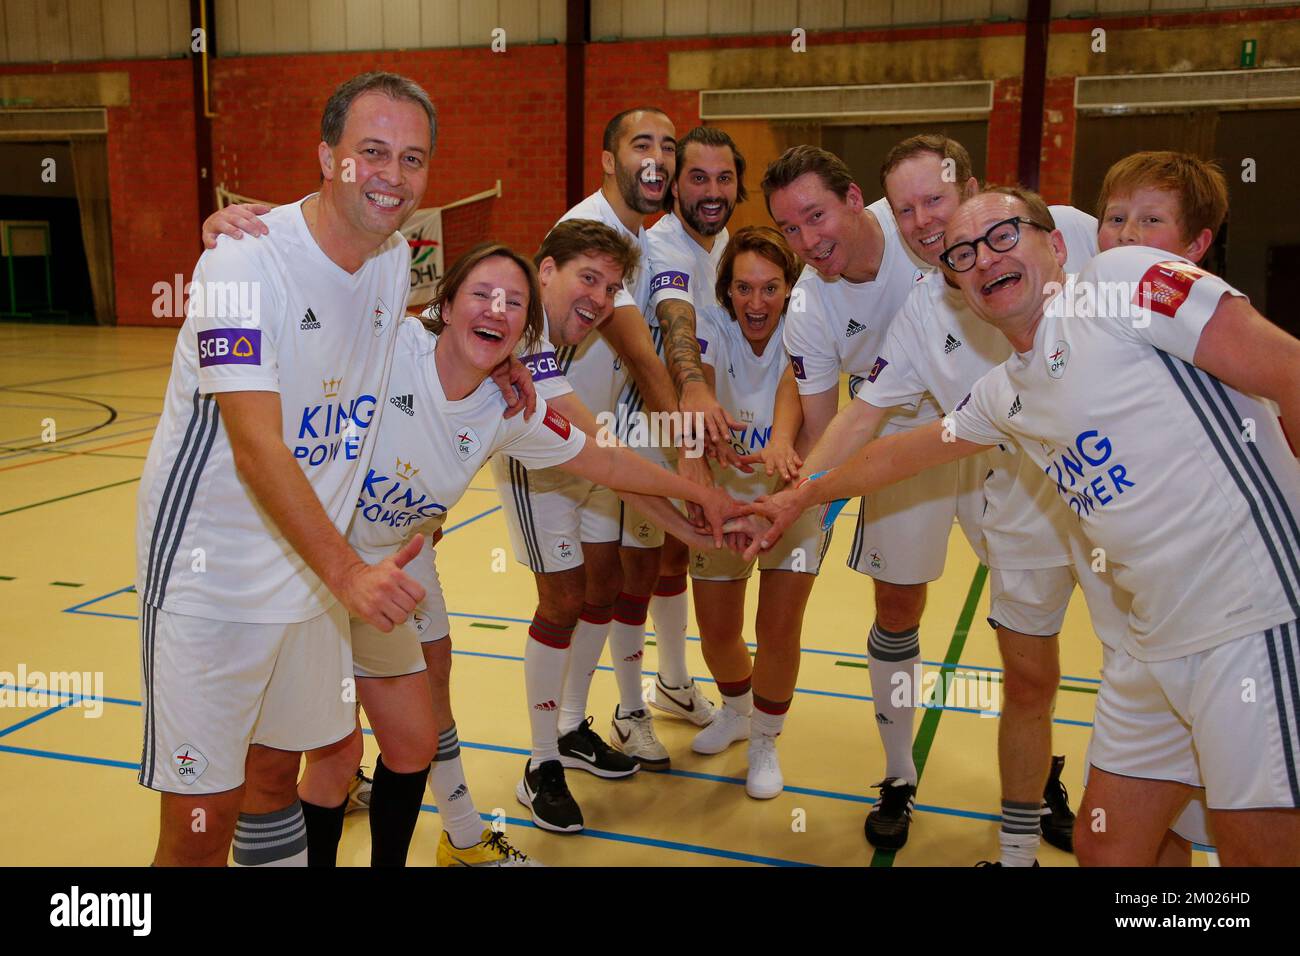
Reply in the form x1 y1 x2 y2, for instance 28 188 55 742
51 588 1097 728
0 742 138 770
442 610 1103 686
56 582 1104 687
442 505 502 534
0 737 807 865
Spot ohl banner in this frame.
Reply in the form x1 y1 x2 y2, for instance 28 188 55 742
401 207 443 308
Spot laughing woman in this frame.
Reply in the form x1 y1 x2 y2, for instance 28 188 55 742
294 243 745 866
686 226 828 799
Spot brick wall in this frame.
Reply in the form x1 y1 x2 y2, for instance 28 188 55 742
0 59 198 328
210 45 567 269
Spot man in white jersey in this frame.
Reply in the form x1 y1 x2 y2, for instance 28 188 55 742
749 184 1300 866
763 144 963 850
505 108 715 785
136 73 435 866
493 219 730 829
637 126 759 725
793 134 1101 864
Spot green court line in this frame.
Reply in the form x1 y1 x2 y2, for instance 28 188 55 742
469 622 507 630
0 477 140 516
870 563 988 868
0 575 14 581
834 660 870 670
50 582 82 588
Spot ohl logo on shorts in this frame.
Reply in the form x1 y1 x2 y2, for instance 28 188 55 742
552 539 576 563
867 549 886 572
171 744 208 784
635 522 653 541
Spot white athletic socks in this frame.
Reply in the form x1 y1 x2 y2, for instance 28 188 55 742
609 592 651 714
526 612 573 766
716 677 754 716
429 723 485 850
751 695 790 738
232 801 308 867
558 604 614 736
649 574 690 688
867 621 920 785
999 799 1042 867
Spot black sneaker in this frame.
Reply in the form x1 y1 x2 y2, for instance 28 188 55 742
559 716 641 778
865 778 916 850
515 759 583 833
1041 754 1075 853
975 860 1040 867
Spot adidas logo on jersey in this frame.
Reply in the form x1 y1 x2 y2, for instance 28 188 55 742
300 308 321 330
944 333 962 354
1008 395 1022 419
390 394 414 416
845 318 867 338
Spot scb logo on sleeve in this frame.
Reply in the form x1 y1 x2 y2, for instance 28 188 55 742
197 328 261 367
650 270 690 294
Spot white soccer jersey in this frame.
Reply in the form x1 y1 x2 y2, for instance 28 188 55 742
952 246 1300 660
783 197 933 427
350 317 586 597
137 196 409 624
644 211 728 327
853 206 1097 570
697 311 789 500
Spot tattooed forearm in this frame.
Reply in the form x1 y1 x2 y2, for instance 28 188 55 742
658 299 705 393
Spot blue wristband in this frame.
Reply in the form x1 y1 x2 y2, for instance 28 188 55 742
803 471 850 532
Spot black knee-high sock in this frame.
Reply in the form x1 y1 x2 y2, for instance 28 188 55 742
300 797 348 867
369 754 430 867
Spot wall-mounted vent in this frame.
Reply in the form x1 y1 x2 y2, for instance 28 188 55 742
0 108 108 137
700 81 993 121
1076 68 1300 113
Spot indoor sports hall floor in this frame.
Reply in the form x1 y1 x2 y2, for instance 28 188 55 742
0 323 1214 867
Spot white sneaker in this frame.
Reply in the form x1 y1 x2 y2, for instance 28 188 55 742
691 705 750 755
610 707 670 771
646 676 716 727
745 734 783 799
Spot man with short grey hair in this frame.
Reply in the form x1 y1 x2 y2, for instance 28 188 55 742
138 71 435 866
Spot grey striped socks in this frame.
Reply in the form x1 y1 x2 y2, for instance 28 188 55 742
232 801 308 867
999 798 1042 867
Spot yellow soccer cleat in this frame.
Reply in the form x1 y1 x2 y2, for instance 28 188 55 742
436 828 543 867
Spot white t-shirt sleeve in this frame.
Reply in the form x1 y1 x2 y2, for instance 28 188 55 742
854 297 926 411
614 285 636 311
949 370 1011 448
696 311 721 370
497 398 588 470
192 239 282 394
783 284 839 394
1088 247 1245 364
645 243 697 315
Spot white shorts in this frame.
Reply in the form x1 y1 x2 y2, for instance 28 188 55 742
351 552 451 680
492 456 619 573
1082 725 1215 849
690 506 831 581
848 449 987 583
138 601 353 795
987 564 1075 637
1090 622 1300 811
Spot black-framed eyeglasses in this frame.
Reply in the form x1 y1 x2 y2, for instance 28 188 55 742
940 217 1053 273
